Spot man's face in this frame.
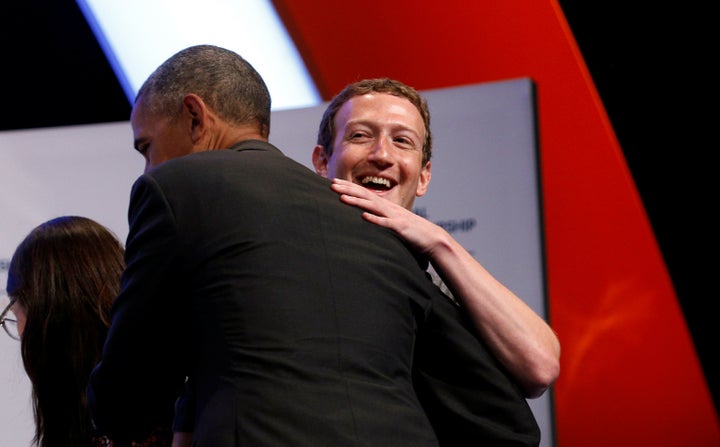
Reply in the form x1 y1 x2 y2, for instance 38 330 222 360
315 93 430 210
130 97 195 173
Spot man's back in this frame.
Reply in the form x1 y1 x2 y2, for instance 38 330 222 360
90 141 440 446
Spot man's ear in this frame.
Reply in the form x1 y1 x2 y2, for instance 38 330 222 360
183 94 207 143
416 161 432 197
312 145 329 178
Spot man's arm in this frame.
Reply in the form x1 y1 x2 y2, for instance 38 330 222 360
89 174 188 439
414 290 541 446
331 178 560 398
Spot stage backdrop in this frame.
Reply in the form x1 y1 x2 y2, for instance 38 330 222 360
0 78 551 446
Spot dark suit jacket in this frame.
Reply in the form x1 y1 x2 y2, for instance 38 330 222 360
88 140 539 446
88 141 441 446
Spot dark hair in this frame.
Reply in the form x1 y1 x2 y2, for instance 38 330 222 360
136 44 272 138
316 78 432 165
6 216 125 447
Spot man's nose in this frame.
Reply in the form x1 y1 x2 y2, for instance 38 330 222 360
368 137 392 163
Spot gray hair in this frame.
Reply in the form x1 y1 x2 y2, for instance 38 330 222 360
136 44 272 137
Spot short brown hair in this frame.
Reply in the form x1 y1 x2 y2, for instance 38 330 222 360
316 78 432 165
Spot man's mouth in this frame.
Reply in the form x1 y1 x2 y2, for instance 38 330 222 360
360 175 392 191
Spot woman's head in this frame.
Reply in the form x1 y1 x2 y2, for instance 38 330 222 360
7 215 124 335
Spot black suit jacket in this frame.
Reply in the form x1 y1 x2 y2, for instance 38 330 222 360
88 140 539 446
89 141 441 446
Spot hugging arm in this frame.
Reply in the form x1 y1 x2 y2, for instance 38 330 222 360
331 178 560 398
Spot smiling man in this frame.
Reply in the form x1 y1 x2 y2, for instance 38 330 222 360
312 78 559 446
312 83 430 211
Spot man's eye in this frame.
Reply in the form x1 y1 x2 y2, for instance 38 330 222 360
394 137 416 148
349 132 367 140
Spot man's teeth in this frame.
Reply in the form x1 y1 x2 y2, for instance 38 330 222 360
361 176 391 188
